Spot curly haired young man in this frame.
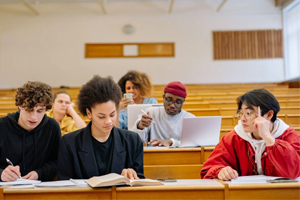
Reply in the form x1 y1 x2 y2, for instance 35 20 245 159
0 81 61 182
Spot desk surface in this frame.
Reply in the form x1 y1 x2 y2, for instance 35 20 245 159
2 180 300 200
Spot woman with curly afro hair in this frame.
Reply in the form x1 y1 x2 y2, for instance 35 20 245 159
117 70 157 130
57 75 144 180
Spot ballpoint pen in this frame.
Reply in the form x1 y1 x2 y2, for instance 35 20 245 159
141 109 156 124
6 158 21 179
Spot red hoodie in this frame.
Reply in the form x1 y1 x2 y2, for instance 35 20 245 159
201 128 300 179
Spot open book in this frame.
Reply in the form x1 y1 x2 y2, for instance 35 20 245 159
86 173 163 187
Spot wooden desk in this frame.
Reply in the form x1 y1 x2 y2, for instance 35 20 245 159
2 187 112 200
116 179 225 200
225 182 300 200
144 147 203 179
143 147 217 179
2 180 299 200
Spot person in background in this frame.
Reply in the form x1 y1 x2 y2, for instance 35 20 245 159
46 91 86 135
57 75 144 180
0 81 61 181
130 81 195 147
201 89 300 180
117 70 157 130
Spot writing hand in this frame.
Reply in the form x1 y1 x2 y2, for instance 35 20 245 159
1 165 21 182
137 111 154 129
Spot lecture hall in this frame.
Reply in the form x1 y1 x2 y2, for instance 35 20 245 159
0 0 299 200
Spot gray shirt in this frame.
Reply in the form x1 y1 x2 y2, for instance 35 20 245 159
130 107 195 147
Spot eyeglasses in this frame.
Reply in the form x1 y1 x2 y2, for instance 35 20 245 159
164 98 183 108
236 111 258 120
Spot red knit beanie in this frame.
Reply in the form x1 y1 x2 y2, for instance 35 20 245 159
164 81 187 98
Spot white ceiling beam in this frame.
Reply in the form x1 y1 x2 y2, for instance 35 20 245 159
98 0 107 15
19 0 39 15
169 0 174 14
217 0 227 12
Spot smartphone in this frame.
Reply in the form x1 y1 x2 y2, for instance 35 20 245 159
123 93 133 101
266 178 298 183
157 178 177 182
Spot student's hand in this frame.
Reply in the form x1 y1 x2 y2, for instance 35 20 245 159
1 165 21 182
217 166 238 181
121 168 139 180
66 102 76 115
119 98 134 111
149 139 173 147
22 171 38 180
137 111 154 129
252 116 275 146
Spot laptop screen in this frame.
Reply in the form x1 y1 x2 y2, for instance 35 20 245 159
180 116 222 147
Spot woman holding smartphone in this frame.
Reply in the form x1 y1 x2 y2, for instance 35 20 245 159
117 70 157 130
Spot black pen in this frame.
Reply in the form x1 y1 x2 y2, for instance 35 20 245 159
6 158 21 179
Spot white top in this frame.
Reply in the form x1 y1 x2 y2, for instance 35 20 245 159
234 118 289 175
130 107 195 147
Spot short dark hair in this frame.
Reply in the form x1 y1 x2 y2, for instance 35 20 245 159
15 81 53 111
77 75 122 116
118 70 153 97
53 91 71 102
237 88 280 123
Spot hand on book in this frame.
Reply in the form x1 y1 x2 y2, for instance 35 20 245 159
121 168 139 180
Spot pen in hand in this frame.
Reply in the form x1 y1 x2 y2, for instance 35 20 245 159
6 158 21 179
258 106 261 117
141 109 156 124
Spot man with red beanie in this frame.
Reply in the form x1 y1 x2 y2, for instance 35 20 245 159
130 81 195 147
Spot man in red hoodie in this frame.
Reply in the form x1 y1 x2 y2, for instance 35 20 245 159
201 88 300 180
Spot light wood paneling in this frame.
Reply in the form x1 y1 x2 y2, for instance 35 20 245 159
213 30 283 60
85 43 174 58
139 43 174 57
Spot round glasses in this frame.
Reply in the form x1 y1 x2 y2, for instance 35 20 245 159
164 98 183 108
236 111 258 120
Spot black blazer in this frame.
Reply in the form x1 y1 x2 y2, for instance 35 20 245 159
57 122 144 180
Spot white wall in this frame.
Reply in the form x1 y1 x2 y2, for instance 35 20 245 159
0 0 284 89
283 0 300 81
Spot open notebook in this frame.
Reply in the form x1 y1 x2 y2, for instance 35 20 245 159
176 116 222 147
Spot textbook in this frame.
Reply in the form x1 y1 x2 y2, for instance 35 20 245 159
86 173 163 187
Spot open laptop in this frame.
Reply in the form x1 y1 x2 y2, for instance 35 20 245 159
127 104 163 130
178 116 222 147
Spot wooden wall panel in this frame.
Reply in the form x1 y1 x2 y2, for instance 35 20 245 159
85 43 174 58
85 44 123 58
213 30 283 60
139 43 174 57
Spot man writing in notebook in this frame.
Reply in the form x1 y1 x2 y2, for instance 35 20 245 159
0 81 61 182
131 81 195 147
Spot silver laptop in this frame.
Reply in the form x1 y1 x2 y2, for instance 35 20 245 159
127 104 163 130
179 116 222 147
